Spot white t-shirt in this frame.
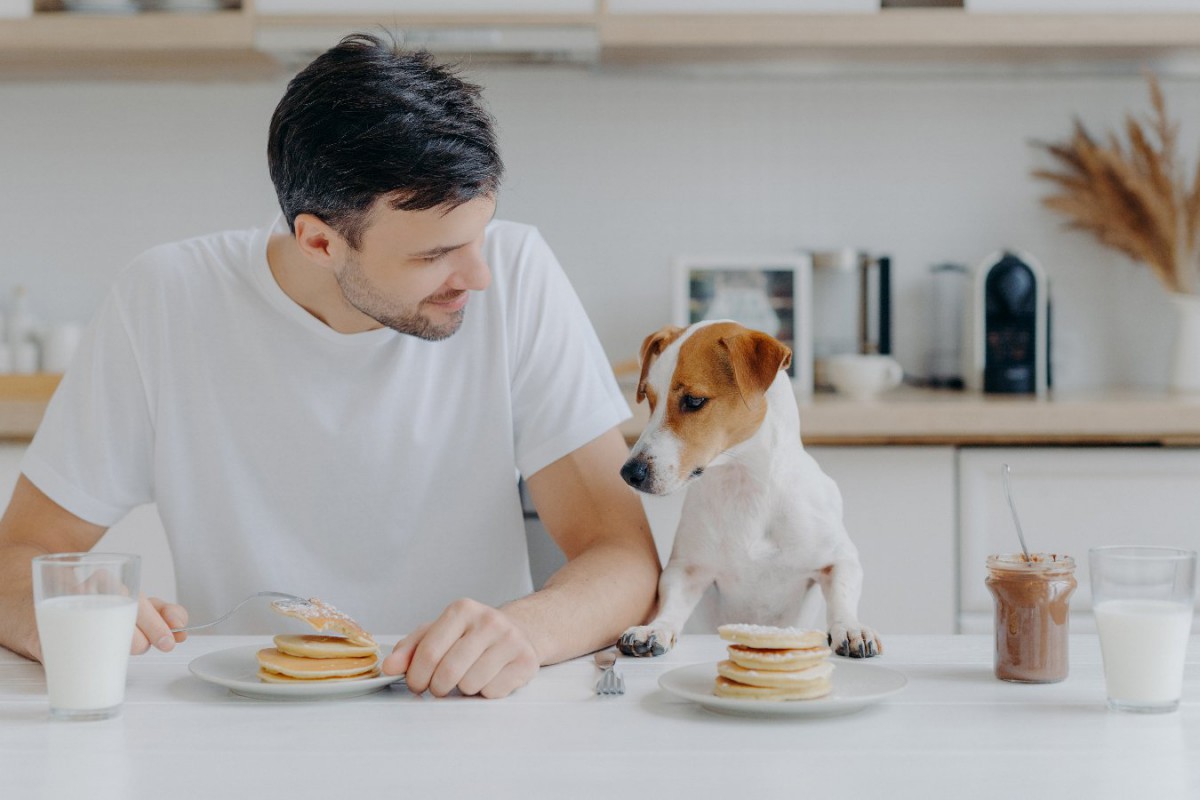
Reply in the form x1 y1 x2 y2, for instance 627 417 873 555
22 218 630 634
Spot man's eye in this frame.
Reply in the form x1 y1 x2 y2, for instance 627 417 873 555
681 395 707 412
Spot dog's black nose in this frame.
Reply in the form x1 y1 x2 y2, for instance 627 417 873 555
621 459 649 488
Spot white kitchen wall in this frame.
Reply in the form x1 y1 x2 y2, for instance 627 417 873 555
1 64 1194 389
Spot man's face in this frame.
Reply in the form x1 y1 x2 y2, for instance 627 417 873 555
334 195 496 341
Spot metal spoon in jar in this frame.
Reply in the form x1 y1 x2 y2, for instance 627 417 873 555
1001 463 1032 563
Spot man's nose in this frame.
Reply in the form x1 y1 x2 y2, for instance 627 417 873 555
450 250 491 292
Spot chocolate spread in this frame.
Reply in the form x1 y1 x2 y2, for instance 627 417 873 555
985 554 1077 684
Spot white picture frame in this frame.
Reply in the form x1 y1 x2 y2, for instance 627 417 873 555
672 253 813 396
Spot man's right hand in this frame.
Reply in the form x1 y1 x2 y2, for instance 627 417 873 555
132 594 188 655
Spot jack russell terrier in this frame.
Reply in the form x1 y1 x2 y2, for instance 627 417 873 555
617 320 881 659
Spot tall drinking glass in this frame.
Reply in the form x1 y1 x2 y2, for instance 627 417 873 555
32 553 140 720
1089 546 1196 714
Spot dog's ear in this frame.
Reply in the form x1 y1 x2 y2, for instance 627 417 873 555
721 331 792 406
636 325 686 404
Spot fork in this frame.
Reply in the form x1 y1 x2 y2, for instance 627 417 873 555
168 591 307 633
594 650 625 696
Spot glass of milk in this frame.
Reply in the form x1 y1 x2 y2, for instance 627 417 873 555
1089 546 1197 714
32 553 141 721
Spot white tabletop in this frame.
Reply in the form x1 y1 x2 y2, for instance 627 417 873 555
1 634 1198 800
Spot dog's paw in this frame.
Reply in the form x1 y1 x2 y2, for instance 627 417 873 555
617 625 677 657
828 623 882 659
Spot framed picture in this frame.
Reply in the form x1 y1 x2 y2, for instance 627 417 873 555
672 254 813 395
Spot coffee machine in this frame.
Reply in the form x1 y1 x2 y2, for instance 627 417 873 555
967 249 1049 396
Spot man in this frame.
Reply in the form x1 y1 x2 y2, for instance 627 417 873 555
0 33 659 700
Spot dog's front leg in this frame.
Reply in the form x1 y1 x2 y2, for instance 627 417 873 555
818 556 882 659
618 561 714 657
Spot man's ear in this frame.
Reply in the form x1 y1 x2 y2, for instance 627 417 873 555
292 213 341 267
636 325 686 404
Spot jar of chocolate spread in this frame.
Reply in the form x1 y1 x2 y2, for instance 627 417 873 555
985 553 1077 683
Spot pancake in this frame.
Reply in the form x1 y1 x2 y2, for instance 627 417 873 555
713 675 833 701
726 643 832 671
256 647 379 680
257 667 382 684
716 658 834 689
273 634 379 659
269 597 376 647
717 624 827 651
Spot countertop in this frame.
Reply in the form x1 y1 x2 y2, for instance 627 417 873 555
619 384 1200 446
5 374 1200 446
1 633 1197 799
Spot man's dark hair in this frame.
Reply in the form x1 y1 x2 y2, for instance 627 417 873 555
268 32 503 249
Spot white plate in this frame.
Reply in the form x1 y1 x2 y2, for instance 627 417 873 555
188 644 403 701
658 660 907 717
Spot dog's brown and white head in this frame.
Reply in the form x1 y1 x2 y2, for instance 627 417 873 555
620 320 792 495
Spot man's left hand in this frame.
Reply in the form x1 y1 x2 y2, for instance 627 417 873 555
380 598 540 699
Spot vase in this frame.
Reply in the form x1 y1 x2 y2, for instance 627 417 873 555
1169 294 1200 393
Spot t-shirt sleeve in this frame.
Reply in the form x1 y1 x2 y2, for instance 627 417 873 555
20 278 156 528
508 228 631 479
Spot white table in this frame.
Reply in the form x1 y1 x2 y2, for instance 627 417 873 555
1 634 1198 800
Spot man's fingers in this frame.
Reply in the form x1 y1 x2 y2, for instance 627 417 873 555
399 602 478 693
456 639 524 697
426 633 493 697
479 661 534 700
149 597 189 644
134 594 176 653
381 623 430 677
392 601 540 698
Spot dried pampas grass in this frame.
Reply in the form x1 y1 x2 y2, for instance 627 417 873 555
1032 72 1200 296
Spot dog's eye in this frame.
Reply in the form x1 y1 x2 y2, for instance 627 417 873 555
680 395 708 412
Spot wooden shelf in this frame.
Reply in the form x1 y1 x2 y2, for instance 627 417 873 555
0 8 273 78
4 7 1200 77
0 8 253 50
599 9 1200 64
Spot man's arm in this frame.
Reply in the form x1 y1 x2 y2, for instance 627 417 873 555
382 427 660 697
0 476 188 661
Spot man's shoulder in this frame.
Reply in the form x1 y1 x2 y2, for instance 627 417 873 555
134 227 257 270
118 226 262 292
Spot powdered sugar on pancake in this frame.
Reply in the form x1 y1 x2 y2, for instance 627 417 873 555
270 597 376 647
718 623 827 649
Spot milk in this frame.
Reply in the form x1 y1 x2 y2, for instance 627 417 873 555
35 595 137 713
1093 599 1194 706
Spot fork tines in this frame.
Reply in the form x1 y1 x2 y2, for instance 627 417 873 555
595 668 625 696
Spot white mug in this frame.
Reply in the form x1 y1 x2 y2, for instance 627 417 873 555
825 354 903 400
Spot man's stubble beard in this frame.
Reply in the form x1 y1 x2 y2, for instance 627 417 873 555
335 252 465 342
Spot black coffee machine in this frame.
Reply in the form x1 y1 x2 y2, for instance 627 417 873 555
968 250 1050 396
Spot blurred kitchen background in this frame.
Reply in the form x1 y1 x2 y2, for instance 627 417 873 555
2 1 1197 389
6 1 1200 636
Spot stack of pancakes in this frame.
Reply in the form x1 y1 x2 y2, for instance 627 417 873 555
713 624 834 701
256 597 381 684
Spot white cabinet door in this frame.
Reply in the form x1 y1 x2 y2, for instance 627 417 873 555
958 447 1200 633
0 444 176 602
809 446 957 635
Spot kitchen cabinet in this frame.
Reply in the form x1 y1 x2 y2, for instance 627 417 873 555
6 4 1200 78
808 446 957 635
957 446 1200 635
